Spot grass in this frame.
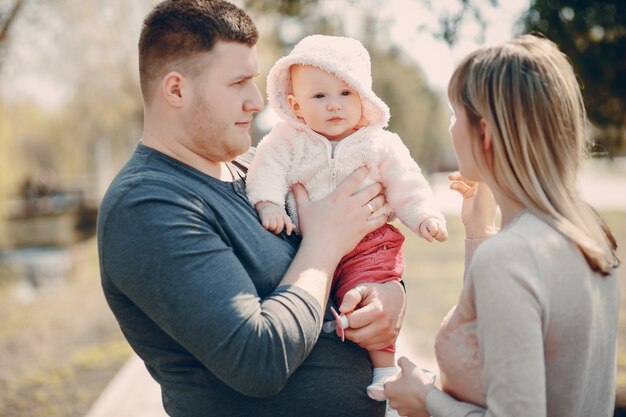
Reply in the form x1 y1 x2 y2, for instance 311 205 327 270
0 211 623 416
0 238 130 417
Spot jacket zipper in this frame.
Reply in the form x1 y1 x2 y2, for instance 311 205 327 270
308 126 369 191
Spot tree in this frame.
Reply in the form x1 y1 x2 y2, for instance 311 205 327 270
0 0 26 46
0 0 26 69
371 47 451 172
520 0 626 156
244 0 497 47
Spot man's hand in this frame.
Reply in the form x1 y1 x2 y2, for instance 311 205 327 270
338 281 405 351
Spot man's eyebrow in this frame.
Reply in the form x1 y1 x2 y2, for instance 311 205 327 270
233 71 260 81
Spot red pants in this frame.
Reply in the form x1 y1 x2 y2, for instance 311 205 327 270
332 223 405 353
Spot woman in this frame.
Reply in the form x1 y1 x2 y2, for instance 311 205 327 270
385 34 620 417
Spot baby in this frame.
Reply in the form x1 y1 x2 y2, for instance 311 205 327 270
246 35 446 404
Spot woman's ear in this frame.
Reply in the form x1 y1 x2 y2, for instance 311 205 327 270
479 118 494 169
287 94 303 118
161 71 185 108
479 118 492 152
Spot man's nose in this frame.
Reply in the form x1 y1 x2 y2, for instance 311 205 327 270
244 84 264 113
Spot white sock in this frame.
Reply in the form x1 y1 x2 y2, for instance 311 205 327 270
366 366 398 401
385 401 400 417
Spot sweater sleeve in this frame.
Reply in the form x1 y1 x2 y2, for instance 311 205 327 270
427 235 548 417
100 182 322 398
246 123 295 206
377 132 444 231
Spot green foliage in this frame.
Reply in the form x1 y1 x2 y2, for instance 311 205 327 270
243 0 319 16
371 48 451 173
521 0 626 156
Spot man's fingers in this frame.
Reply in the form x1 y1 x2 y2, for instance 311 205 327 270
344 297 381 329
367 211 389 232
335 166 369 197
353 182 384 207
292 183 310 207
364 194 385 216
338 286 365 314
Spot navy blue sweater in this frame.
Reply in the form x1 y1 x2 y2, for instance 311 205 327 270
97 143 383 417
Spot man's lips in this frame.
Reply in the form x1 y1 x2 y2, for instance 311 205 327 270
235 120 252 127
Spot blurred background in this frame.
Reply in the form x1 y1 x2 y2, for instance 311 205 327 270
0 0 624 416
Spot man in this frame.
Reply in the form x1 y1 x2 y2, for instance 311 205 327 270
97 1 405 416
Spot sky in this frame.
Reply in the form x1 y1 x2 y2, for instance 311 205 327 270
389 0 530 91
0 0 530 110
359 0 531 92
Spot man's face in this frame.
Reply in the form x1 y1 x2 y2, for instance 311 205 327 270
183 41 263 162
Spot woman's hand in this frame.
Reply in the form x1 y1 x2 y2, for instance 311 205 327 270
294 167 388 262
384 357 435 417
448 171 498 239
337 281 405 351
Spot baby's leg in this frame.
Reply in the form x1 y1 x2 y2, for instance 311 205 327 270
370 350 395 368
367 350 398 401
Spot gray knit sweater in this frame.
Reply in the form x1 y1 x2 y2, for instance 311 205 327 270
428 211 619 417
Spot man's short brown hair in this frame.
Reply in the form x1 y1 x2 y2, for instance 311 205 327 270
138 0 258 103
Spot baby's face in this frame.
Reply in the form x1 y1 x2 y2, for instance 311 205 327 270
289 65 362 141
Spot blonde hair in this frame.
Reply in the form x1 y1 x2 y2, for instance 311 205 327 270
448 34 619 275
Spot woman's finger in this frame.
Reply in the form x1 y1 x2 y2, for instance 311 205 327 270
397 356 417 373
450 180 476 198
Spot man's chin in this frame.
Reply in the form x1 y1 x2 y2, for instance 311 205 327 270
224 138 251 161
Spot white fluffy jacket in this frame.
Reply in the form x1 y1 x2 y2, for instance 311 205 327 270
246 123 444 232
246 35 444 233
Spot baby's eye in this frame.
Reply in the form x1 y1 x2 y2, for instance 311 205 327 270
341 90 351 96
314 94 325 99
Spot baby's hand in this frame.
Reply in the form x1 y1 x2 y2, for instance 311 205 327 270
255 201 295 235
418 218 448 242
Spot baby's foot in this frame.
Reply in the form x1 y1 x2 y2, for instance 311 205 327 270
385 402 400 417
366 367 398 401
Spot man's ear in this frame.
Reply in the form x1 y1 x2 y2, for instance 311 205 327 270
161 71 185 108
287 93 303 118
